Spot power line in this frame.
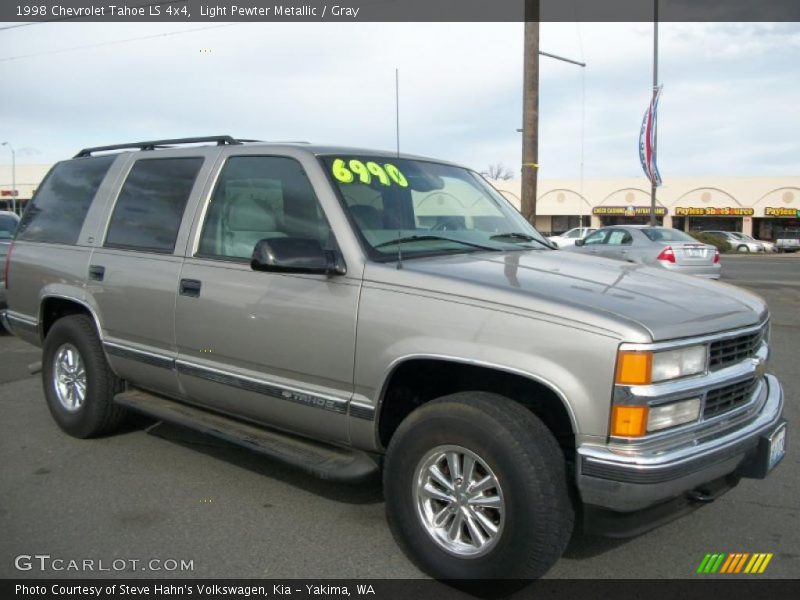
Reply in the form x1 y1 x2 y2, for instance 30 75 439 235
0 23 243 63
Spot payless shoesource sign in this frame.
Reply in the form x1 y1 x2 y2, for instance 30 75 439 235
765 207 800 217
674 207 755 216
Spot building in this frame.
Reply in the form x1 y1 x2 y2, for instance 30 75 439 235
0 164 51 214
2 164 798 241
493 176 800 240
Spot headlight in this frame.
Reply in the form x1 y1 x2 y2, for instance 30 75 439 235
651 345 707 382
616 345 707 385
647 398 701 432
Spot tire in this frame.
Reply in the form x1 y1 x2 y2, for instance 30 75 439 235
42 314 126 438
383 392 574 580
737 244 749 253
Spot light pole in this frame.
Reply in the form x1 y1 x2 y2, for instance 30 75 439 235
1 142 16 215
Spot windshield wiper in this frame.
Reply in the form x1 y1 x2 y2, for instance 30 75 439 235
374 235 499 252
490 232 552 248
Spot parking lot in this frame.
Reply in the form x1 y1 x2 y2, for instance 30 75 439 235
0 254 797 580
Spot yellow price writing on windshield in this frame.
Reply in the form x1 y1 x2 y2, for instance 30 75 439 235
331 159 408 188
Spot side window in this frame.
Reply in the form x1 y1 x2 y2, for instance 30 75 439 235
583 230 607 245
606 230 632 245
17 156 115 244
105 158 203 253
197 156 332 260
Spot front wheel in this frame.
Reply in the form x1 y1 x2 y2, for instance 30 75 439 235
737 244 749 252
383 392 574 580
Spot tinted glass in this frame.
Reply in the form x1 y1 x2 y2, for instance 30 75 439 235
17 156 115 244
106 158 202 253
198 156 333 260
0 214 18 239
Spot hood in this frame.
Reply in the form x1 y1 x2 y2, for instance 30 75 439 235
367 250 766 341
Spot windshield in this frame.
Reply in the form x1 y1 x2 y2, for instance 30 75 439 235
320 156 550 259
0 214 18 239
641 227 698 243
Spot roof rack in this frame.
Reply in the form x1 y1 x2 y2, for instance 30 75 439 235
74 135 260 158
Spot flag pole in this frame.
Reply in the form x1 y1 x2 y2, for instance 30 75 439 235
650 0 659 227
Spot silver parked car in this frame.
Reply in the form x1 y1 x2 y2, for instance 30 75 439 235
568 225 721 279
1 137 785 581
0 210 20 313
701 230 765 253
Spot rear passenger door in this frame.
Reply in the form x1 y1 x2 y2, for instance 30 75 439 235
173 154 359 443
89 154 212 399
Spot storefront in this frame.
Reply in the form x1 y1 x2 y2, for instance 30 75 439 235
754 207 800 240
592 205 665 226
673 206 754 233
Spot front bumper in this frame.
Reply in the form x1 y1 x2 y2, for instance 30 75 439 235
576 374 784 519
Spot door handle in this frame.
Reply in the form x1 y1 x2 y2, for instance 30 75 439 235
88 265 105 281
179 279 202 298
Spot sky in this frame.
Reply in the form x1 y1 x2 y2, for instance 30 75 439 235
0 21 798 181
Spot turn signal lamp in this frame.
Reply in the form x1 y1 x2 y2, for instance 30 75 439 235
611 405 648 437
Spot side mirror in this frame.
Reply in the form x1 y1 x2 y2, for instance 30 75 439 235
574 239 585 247
251 238 345 275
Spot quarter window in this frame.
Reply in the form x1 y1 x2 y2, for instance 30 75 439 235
17 156 115 244
105 158 203 253
197 156 332 260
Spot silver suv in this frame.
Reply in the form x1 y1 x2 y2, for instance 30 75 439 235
1 137 787 580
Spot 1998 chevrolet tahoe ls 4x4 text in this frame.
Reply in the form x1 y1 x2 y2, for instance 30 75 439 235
1 136 787 580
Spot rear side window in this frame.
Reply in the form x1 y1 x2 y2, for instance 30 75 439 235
16 156 115 244
105 158 203 253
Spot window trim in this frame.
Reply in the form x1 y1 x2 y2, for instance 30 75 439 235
103 156 205 255
191 154 339 265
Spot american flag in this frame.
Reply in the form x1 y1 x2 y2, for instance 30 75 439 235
639 85 663 187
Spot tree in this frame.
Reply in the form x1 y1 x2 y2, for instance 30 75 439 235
483 163 514 181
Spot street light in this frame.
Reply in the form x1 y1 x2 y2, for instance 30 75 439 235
1 142 16 215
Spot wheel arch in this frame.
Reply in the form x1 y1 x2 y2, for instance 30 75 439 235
375 355 579 455
39 295 104 343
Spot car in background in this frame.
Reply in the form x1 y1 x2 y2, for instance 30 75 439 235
0 210 20 314
547 226 596 248
776 228 800 253
732 232 777 253
701 230 765 253
566 225 721 279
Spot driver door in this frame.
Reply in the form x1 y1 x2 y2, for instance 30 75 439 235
173 155 359 443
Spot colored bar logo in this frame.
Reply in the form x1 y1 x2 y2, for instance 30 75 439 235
697 553 773 574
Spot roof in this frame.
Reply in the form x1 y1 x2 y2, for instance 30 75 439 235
72 135 460 166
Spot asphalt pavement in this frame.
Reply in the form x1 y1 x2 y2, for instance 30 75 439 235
0 255 797 580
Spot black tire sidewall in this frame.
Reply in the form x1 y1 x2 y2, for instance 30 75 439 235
385 400 570 579
42 316 116 438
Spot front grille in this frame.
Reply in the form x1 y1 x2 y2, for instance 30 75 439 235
709 327 765 371
703 378 757 419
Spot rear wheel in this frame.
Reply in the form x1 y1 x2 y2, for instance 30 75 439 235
384 392 574 580
42 315 126 438
737 244 749 252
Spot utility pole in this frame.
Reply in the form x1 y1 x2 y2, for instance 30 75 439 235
521 13 540 225
649 0 659 226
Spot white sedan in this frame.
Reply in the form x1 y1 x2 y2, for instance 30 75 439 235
547 227 597 249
